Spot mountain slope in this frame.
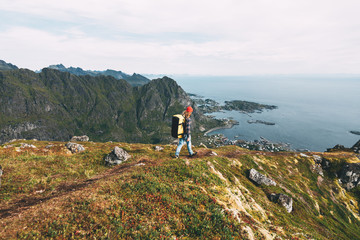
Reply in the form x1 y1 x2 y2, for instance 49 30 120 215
1 140 360 239
0 68 219 144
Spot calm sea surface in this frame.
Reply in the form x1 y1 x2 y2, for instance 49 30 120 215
173 75 360 152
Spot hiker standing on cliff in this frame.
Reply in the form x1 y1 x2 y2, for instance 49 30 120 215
175 106 197 158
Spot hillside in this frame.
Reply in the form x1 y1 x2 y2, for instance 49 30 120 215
0 68 221 145
1 140 360 239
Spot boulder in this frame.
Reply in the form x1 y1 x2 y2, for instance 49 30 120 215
104 147 131 166
338 163 360 190
154 146 164 151
249 168 276 186
269 193 293 213
210 151 218 156
65 142 85 154
20 143 37 149
70 135 90 142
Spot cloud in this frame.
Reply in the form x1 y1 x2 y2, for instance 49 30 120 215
1 0 360 74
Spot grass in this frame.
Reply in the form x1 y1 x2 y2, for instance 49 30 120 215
1 140 360 239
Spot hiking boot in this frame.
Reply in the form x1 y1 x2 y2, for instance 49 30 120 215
189 152 197 158
174 155 179 159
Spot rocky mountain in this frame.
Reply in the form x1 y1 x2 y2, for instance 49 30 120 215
0 68 218 144
0 60 18 70
47 64 150 86
1 140 360 239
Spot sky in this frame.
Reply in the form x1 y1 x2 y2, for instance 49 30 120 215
1 0 360 75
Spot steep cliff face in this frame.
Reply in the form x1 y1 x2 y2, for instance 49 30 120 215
0 68 136 143
0 69 211 144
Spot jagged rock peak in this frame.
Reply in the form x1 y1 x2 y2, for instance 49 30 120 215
48 64 66 70
0 60 18 70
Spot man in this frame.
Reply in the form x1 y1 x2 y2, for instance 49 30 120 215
175 106 197 158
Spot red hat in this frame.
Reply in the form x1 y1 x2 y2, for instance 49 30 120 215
186 106 193 112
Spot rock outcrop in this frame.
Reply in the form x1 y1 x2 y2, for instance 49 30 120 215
65 142 85 154
327 144 352 152
310 155 324 176
104 147 131 166
352 140 360 153
70 135 90 142
20 143 37 149
269 193 293 213
249 168 276 186
338 163 360 190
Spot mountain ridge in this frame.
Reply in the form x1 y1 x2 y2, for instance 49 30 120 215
47 64 150 86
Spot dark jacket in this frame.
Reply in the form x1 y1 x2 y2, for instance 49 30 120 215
184 117 191 137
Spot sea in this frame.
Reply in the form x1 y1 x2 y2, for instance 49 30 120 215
173 75 360 152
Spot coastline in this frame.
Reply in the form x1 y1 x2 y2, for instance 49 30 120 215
204 122 235 136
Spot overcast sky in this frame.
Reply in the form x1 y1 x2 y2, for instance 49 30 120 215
1 0 360 75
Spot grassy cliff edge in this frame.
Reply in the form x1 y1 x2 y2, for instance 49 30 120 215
1 140 360 239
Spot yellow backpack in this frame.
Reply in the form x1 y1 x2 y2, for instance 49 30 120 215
171 114 185 138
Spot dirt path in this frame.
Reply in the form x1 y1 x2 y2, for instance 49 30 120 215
0 161 140 219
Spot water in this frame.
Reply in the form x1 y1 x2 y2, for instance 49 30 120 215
174 75 360 152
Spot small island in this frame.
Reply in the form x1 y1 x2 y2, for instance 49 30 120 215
247 120 275 125
190 95 278 114
223 100 277 113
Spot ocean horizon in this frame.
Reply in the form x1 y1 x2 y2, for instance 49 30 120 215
173 75 360 152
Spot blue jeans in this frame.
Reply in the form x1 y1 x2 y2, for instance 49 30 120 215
175 135 194 157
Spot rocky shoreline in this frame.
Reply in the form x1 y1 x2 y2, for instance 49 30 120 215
191 94 289 151
202 134 294 152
